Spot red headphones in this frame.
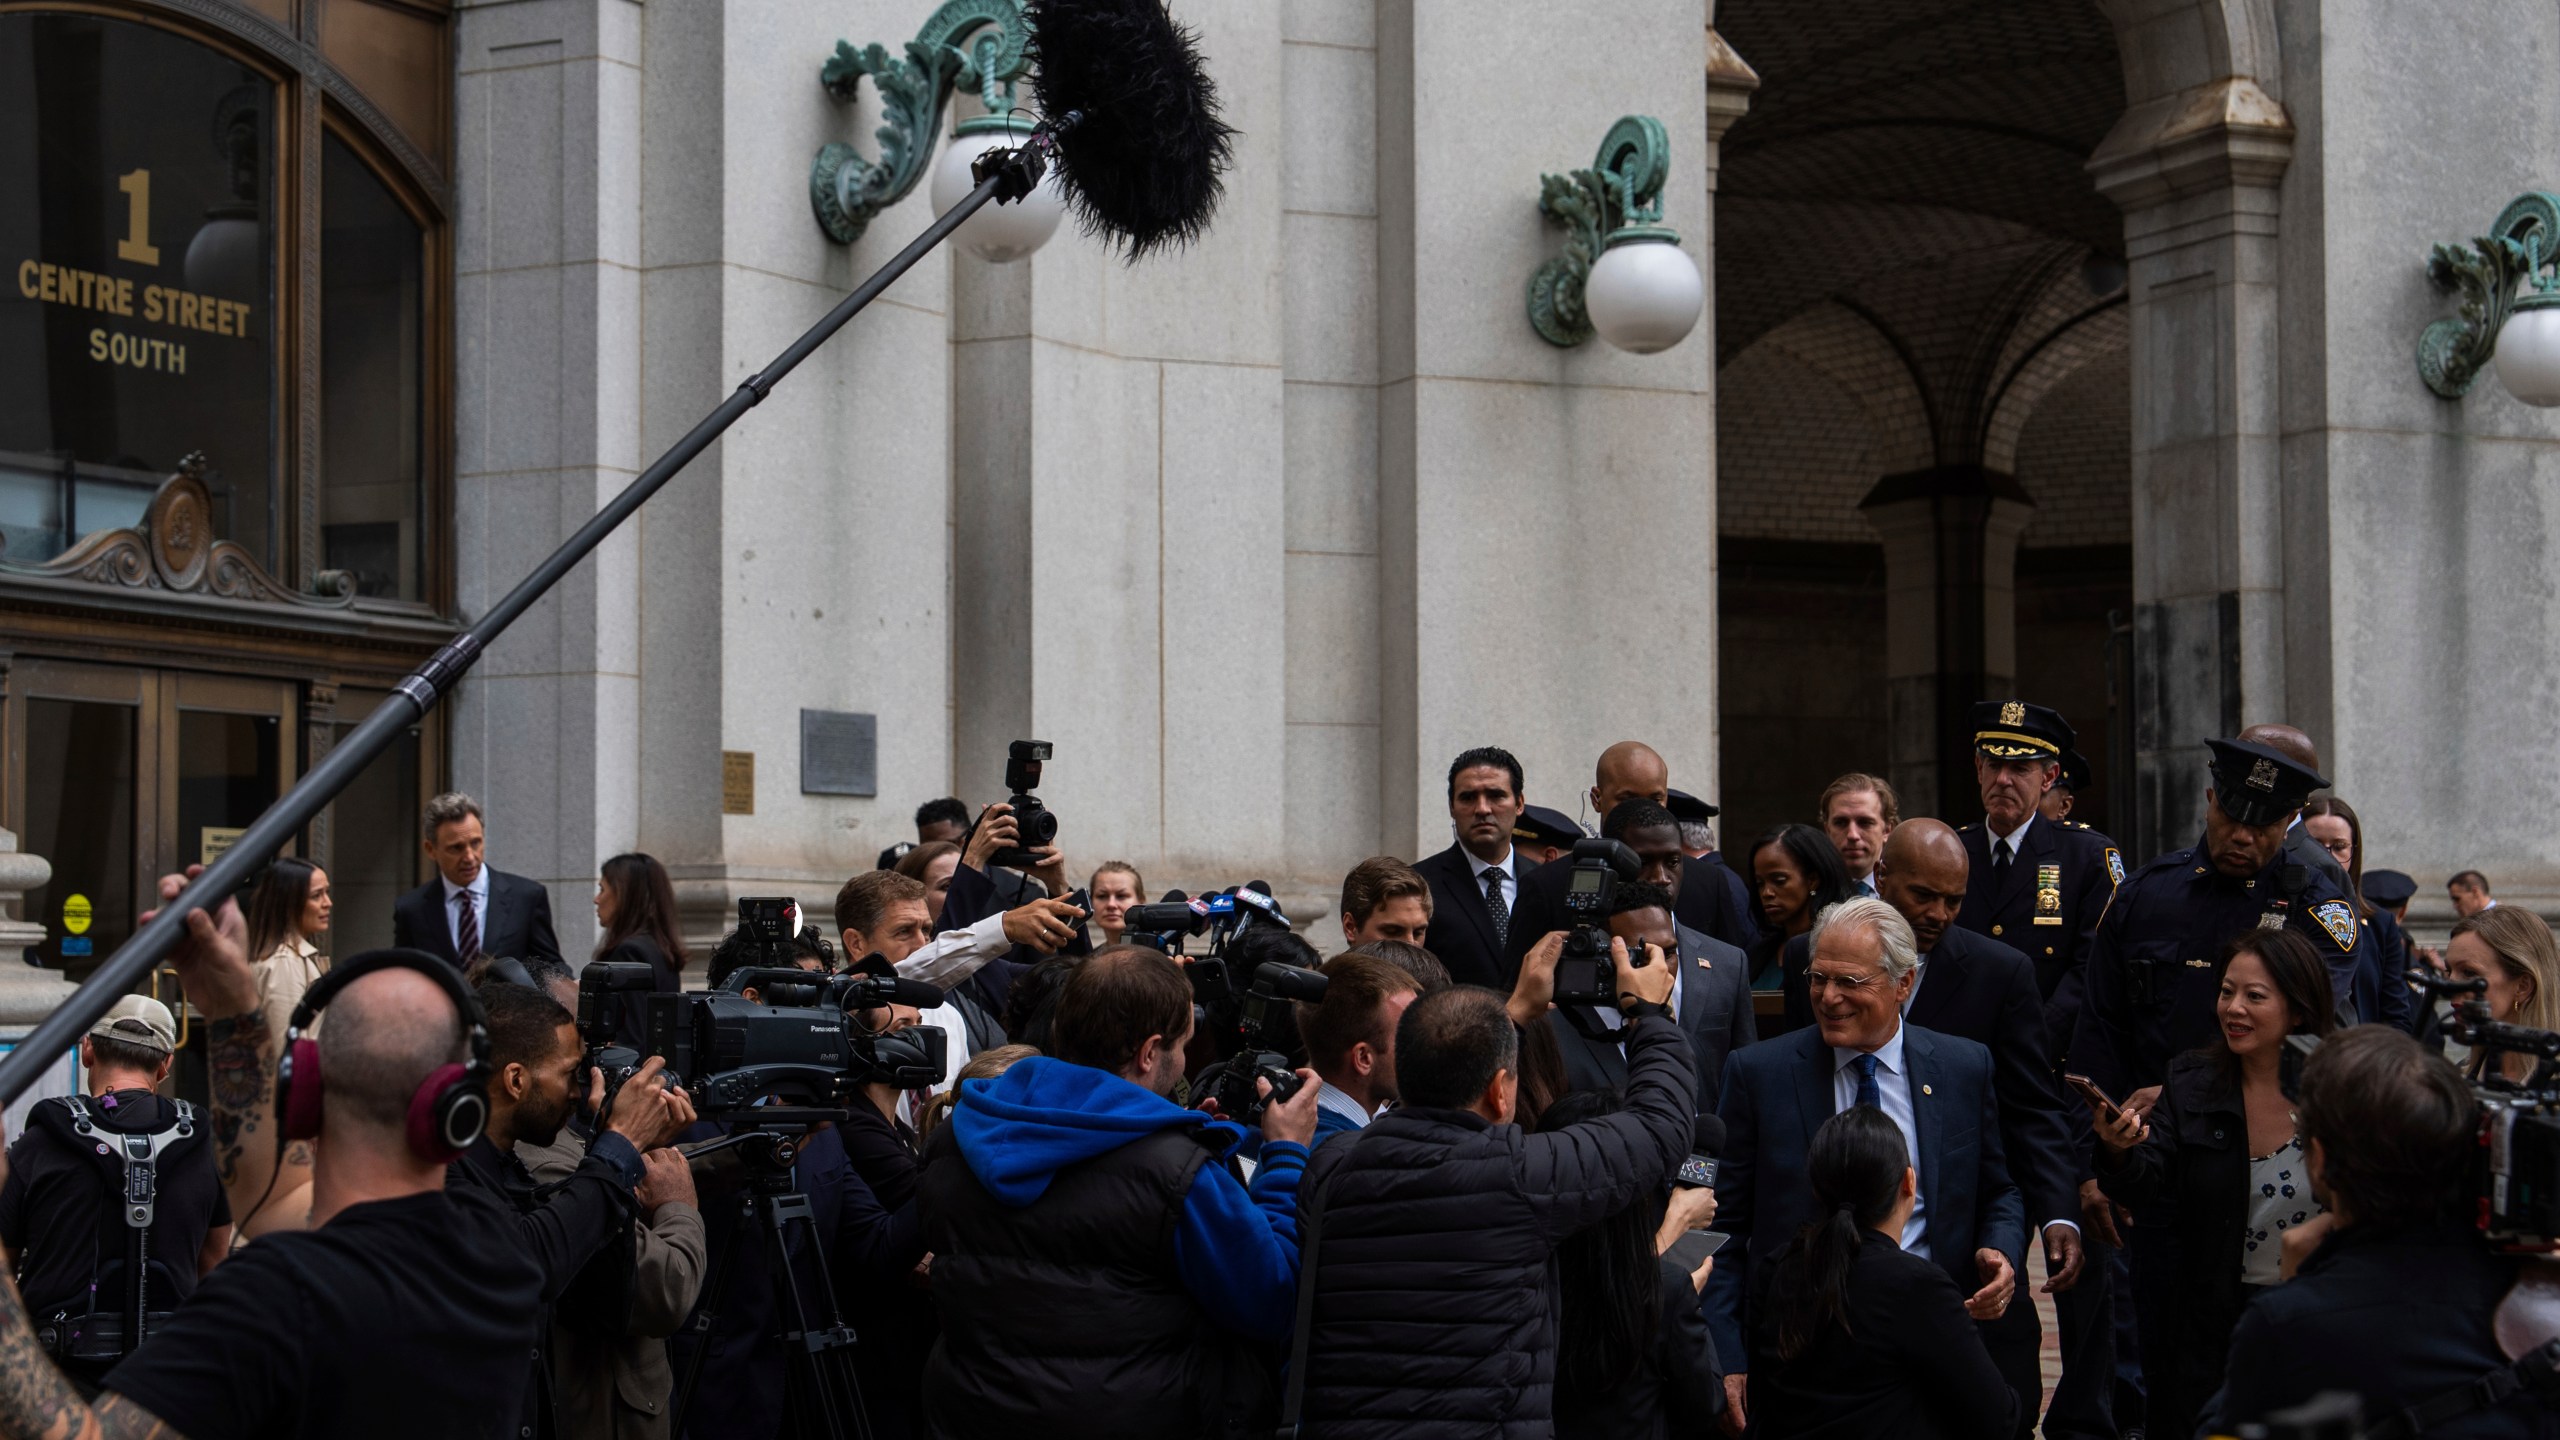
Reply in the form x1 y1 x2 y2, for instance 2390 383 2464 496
276 948 493 1164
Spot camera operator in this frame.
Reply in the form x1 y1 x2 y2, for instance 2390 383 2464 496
453 981 696 1439
918 944 1320 1440
506 959 709 1440
2204 1025 2553 1437
1292 934 1691 1435
0 876 563 1438
0 998 230 1397
1293 955 1423 1144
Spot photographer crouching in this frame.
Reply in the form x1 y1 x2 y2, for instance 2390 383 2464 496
918 944 1320 1440
2204 1025 2558 1437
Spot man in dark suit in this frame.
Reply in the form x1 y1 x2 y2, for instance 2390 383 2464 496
1410 747 1537 991
1543 882 1755 1114
1708 895 2026 1433
1506 743 1756 973
391 792 564 970
1780 820 2083 1438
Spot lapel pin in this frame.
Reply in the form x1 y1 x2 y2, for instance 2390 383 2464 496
1921 1084 1933 1096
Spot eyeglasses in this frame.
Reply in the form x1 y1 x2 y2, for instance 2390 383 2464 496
1805 970 1889 995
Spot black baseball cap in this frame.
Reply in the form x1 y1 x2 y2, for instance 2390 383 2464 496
1513 805 1585 849
1972 700 2075 761
2203 737 2329 827
1666 788 1721 823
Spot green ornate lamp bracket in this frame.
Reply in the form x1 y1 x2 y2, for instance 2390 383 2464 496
1528 114 1673 348
810 0 1033 246
2419 190 2560 398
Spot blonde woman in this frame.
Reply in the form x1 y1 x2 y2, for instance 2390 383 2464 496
2444 906 2560 1082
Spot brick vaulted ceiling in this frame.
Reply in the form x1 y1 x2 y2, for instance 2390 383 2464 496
1716 0 2128 466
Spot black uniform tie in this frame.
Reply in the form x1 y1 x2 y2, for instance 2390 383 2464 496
1992 837 2014 882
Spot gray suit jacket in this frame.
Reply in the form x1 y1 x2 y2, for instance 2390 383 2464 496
1545 921 1757 1114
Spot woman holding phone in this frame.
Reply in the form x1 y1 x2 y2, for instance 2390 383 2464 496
2085 927 2336 1440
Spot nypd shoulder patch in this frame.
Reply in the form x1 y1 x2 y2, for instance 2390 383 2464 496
2104 848 2125 886
2312 900 2359 953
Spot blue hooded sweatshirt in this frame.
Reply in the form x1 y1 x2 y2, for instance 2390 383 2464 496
950 1055 1309 1344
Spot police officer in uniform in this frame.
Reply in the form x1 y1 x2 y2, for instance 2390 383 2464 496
2037 748 2094 825
2070 735 2379 1440
1951 702 2124 1440
1952 702 2122 1058
1511 805 1584 869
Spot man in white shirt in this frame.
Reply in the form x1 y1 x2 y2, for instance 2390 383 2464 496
833 869 1086 1100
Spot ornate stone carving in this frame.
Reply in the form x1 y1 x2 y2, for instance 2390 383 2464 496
0 454 356 609
2419 192 2560 400
810 0 1033 245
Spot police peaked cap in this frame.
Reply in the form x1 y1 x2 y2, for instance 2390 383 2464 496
1666 788 1721 823
2056 749 2094 792
2203 737 2328 827
2362 868 2419 910
1971 699 2076 761
1513 805 1586 848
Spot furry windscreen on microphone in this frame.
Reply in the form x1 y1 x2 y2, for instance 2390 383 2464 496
1026 0 1235 259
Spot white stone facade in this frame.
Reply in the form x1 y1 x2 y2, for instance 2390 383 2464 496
454 0 2560 951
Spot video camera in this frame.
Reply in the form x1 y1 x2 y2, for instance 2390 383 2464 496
1553 838 1641 1008
988 739 1057 870
575 898 950 1128
2406 969 2560 1251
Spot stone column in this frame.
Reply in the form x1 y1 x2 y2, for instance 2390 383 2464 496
0 831 78 1137
2087 80 2292 859
1861 467 2035 820
1376 0 1715 853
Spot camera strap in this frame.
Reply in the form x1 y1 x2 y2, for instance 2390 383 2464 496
2365 1338 2560 1439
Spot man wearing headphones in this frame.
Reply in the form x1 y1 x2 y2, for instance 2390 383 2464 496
0 871 583 1439
455 982 696 1440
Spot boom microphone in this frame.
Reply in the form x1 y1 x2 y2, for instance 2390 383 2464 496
0 0 1238 1108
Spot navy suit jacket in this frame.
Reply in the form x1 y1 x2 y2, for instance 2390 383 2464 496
1775 925 2079 1225
391 868 563 970
1706 1022 2026 1365
1545 922 1758 1115
1411 842 1537 991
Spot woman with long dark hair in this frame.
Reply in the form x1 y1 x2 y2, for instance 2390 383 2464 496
1749 1105 2016 1439
2089 927 2336 1440
594 852 687 1048
2300 793 2420 1023
1545 1089 1724 1440
1747 824 1852 990
242 856 332 1233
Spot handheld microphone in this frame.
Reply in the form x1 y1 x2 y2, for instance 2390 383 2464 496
1675 1113 1727 1189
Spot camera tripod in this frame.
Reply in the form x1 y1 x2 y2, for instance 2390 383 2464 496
671 1127 874 1440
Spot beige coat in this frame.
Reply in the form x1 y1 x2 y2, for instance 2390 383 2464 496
518 1132 708 1440
252 935 327 1057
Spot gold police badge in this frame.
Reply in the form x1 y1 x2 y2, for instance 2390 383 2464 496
2034 863 2063 924
2000 700 2025 727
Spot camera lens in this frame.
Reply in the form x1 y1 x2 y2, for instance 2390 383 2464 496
1021 806 1059 845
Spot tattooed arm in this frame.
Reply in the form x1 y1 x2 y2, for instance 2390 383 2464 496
143 871 281 1232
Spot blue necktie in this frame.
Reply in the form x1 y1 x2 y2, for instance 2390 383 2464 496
1854 1053 1881 1111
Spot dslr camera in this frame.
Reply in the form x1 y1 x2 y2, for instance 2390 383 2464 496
989 739 1057 870
1553 837 1641 1008
1122 882 1320 1121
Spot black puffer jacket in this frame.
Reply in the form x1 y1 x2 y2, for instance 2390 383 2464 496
1297 1011 1694 1438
